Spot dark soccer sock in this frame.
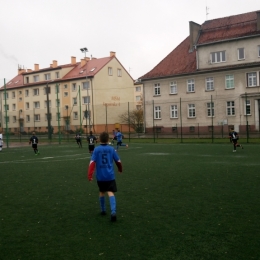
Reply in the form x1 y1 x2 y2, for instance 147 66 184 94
34 149 37 154
109 196 116 214
99 196 106 212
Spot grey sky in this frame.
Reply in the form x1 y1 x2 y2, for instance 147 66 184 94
0 0 260 83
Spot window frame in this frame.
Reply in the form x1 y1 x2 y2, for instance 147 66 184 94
117 68 122 77
73 112 78 120
170 81 177 94
211 51 226 63
26 115 30 122
187 79 195 93
238 48 245 60
170 105 178 118
33 75 39 82
247 72 258 87
154 106 161 119
34 101 40 109
207 102 214 117
227 101 235 116
34 114 40 122
33 88 39 96
206 77 214 91
44 73 51 81
245 100 251 115
108 67 113 76
188 104 196 118
83 96 90 104
225 75 234 89
154 83 161 96
25 89 29 97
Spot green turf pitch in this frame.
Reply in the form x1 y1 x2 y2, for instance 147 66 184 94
0 143 260 260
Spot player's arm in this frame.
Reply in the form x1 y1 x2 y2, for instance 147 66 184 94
115 160 123 173
87 160 96 181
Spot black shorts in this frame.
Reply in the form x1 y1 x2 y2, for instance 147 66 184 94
113 136 117 140
97 180 117 192
76 139 81 143
89 145 95 151
232 139 238 145
32 144 37 149
117 141 122 146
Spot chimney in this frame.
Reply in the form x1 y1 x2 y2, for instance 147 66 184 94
53 60 58 68
257 11 260 31
50 64 53 68
27 69 32 72
85 57 90 62
110 51 116 57
71 56 76 64
18 68 26 74
34 64 39 71
81 59 87 67
189 21 201 52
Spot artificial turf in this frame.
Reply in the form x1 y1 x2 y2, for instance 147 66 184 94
0 142 260 260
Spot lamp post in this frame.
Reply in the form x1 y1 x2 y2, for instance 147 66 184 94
45 80 53 140
80 47 90 134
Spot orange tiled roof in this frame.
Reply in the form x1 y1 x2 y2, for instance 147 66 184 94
140 10 260 80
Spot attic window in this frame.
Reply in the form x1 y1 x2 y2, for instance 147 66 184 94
8 81 12 85
79 70 85 74
90 68 96 72
15 80 19 84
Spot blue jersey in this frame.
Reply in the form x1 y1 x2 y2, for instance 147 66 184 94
116 132 123 142
91 144 120 181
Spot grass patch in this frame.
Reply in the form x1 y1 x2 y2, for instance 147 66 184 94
1 143 260 259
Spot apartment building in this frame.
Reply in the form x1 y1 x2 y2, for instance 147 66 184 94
140 10 260 135
0 52 135 134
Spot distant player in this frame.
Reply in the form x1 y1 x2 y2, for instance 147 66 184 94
87 131 97 154
75 132 82 148
229 128 243 152
0 131 3 152
116 130 128 151
87 132 123 222
111 129 117 145
29 132 39 155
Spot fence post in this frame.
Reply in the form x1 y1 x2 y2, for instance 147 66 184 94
180 98 183 143
211 95 214 143
245 92 249 143
56 83 61 144
4 78 9 148
153 100 155 143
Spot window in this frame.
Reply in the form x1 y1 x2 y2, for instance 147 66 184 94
26 102 29 110
72 83 77 91
207 102 214 117
12 92 15 98
5 116 9 123
56 72 60 79
26 115 30 122
206 77 214 91
65 105 69 110
188 104 196 118
34 102 40 109
4 104 9 111
73 112 78 119
12 104 16 111
258 46 260 57
13 116 16 123
245 100 251 115
33 75 39 82
226 75 234 89
55 85 60 93
108 67 113 76
19 97 22 102
227 101 235 115
26 77 29 83
135 86 141 92
187 79 195 92
170 105 178 118
172 127 177 132
117 69 122 77
25 90 29 96
19 91 22 95
33 88 39 96
34 114 40 121
45 114 52 121
56 99 60 107
73 97 77 105
64 92 68 97
154 106 161 119
83 96 90 104
56 113 60 121
190 126 195 132
170 81 177 94
44 100 51 108
211 51 226 63
3 93 8 99
238 48 245 60
82 82 89 90
64 84 68 89
44 73 51 80
44 87 51 95
247 72 258 87
136 96 141 101
154 83 160 96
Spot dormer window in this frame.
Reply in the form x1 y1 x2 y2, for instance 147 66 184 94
211 51 226 63
238 48 245 60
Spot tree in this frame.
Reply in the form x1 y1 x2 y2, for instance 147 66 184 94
119 95 144 133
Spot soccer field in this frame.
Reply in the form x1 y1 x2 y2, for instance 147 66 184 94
0 142 260 260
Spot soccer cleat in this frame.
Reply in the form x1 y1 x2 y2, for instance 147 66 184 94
111 213 117 222
37 151 40 155
233 150 236 152
101 211 106 216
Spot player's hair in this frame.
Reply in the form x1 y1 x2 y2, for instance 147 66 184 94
90 131 93 135
99 132 109 143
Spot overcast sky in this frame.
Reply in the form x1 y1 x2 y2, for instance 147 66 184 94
1 0 260 83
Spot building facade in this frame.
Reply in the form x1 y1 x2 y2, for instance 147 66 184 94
140 11 260 136
0 52 136 134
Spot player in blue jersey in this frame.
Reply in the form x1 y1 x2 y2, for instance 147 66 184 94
111 129 117 145
87 131 97 154
115 130 128 151
229 128 243 152
29 132 39 155
88 132 123 222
